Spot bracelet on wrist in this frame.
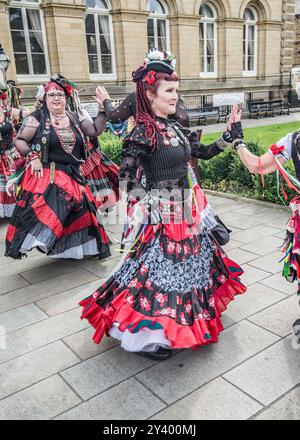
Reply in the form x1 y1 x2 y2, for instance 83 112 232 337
232 139 247 151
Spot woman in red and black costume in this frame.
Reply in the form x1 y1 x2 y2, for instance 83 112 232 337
80 50 246 361
5 75 110 260
0 81 31 218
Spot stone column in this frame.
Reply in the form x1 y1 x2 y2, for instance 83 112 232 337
280 0 296 91
41 0 89 81
0 0 16 80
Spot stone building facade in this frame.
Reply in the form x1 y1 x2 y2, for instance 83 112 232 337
0 0 296 106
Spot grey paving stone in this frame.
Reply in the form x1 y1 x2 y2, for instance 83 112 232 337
55 378 165 420
248 251 282 274
255 386 300 420
136 320 279 404
206 195 232 206
218 212 249 230
226 248 259 265
0 341 80 399
224 336 300 406
233 206 273 216
240 264 270 286
240 236 283 257
0 269 98 314
260 273 297 296
21 259 90 284
0 220 9 244
0 274 30 295
231 225 281 244
0 308 89 364
212 202 249 215
222 239 243 252
221 283 286 329
248 295 299 337
0 254 56 280
0 304 47 335
0 375 81 420
37 279 103 317
84 255 122 278
267 215 290 230
61 346 156 400
63 327 119 360
151 377 262 420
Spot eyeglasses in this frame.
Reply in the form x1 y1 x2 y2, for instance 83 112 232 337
46 93 66 99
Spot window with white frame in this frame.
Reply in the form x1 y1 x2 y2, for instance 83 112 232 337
85 0 116 78
9 0 49 78
146 0 170 51
199 3 217 76
243 7 257 75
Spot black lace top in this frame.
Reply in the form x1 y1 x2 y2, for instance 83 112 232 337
120 118 227 193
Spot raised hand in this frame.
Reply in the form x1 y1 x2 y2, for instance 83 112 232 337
227 104 242 132
94 86 111 107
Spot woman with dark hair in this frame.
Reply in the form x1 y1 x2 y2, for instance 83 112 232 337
0 81 31 218
80 50 246 360
5 75 110 260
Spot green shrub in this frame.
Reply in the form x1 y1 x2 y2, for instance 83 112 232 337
99 131 122 165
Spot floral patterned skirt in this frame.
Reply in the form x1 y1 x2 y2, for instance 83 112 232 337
282 196 300 295
80 205 246 351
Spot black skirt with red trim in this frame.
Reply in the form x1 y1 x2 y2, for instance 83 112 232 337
81 146 119 211
5 164 111 260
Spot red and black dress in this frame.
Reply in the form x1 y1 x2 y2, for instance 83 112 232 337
5 110 110 260
80 119 246 352
0 108 16 218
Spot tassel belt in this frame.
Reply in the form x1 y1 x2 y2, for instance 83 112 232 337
43 162 85 186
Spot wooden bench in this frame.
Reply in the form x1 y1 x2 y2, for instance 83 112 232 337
248 100 291 119
187 106 227 125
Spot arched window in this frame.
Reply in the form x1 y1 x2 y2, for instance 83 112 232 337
85 0 116 78
243 6 257 75
9 0 49 79
199 3 217 76
146 0 170 51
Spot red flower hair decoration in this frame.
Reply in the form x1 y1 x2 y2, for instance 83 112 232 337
144 70 156 85
0 91 8 101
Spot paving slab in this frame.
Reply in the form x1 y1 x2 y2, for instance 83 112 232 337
224 336 300 406
0 269 98 314
221 283 286 329
0 304 47 335
222 239 244 252
151 377 262 420
0 340 80 400
248 295 299 337
136 321 279 405
0 274 30 295
260 273 297 296
227 248 259 265
239 264 270 286
254 386 300 420
37 279 104 317
61 346 156 401
240 236 283 257
248 251 283 274
231 225 281 244
0 254 57 280
55 378 166 420
63 328 119 361
0 375 81 420
0 308 89 364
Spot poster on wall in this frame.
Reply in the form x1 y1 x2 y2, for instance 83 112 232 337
213 93 245 107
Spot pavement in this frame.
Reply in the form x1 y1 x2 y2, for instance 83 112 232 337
194 110 300 134
0 192 299 420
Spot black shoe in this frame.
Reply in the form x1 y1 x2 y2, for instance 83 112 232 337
137 347 172 361
292 319 300 349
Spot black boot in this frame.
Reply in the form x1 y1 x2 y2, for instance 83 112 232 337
137 347 172 361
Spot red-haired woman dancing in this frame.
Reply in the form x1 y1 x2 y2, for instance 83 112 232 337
80 50 246 360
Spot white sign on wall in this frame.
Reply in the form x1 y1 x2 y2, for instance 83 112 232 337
213 93 245 107
81 102 99 118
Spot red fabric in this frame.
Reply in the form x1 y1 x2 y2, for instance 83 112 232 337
31 195 63 237
268 144 285 156
6 225 16 243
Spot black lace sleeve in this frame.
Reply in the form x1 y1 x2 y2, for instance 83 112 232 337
104 93 136 124
119 124 150 192
179 128 228 160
